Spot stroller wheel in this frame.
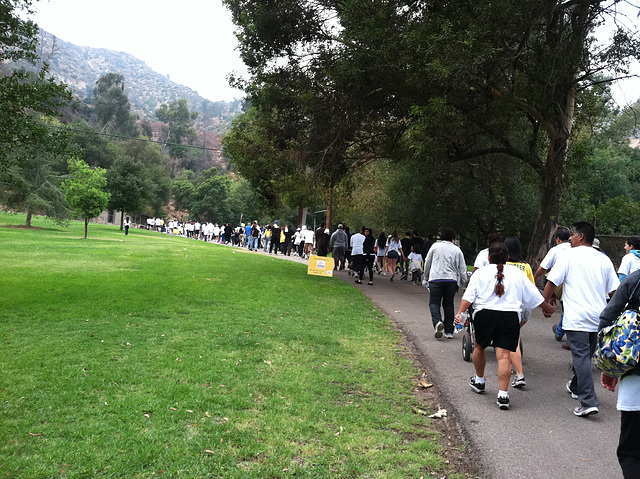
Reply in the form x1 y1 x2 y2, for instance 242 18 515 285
462 330 473 362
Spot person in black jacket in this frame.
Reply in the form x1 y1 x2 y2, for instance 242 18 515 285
599 270 640 479
360 227 376 285
270 221 281 254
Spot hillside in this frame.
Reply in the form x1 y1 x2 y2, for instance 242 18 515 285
14 29 243 131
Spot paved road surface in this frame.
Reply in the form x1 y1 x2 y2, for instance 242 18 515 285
337 269 621 479
243 248 621 478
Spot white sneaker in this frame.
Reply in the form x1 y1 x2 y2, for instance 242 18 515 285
566 381 578 399
574 405 598 417
434 321 444 339
444 333 453 339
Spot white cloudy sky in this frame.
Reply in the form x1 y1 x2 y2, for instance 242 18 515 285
31 0 639 106
31 0 247 102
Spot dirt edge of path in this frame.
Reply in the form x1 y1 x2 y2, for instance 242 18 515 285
395 321 484 479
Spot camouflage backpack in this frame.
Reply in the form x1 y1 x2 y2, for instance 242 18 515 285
594 280 640 378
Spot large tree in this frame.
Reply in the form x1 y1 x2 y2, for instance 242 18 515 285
0 1 71 173
0 119 71 227
106 154 151 229
224 0 640 264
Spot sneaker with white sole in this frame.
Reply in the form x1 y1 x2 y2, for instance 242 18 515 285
497 396 510 410
469 376 485 394
512 375 526 388
574 405 598 417
444 333 454 339
566 381 578 399
434 321 444 339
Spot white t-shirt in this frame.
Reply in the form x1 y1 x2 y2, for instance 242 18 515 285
618 252 640 277
408 252 423 271
619 375 640 411
546 245 619 332
473 248 489 269
386 238 401 253
303 229 315 244
463 264 543 314
351 233 365 255
540 241 571 270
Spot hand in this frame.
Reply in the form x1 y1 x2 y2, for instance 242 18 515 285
541 300 555 317
601 373 618 392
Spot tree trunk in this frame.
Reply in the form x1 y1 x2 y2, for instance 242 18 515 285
25 210 32 227
120 212 124 230
527 136 569 271
326 185 333 229
84 218 88 239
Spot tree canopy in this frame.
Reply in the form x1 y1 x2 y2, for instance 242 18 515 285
62 158 110 238
223 0 640 264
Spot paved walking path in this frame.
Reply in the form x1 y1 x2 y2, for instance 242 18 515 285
338 269 621 479
239 248 621 478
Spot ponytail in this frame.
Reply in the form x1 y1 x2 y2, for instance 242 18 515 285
489 242 508 297
494 263 505 297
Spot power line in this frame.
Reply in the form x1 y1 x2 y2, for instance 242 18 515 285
40 123 224 152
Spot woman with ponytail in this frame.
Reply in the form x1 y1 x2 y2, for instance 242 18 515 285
455 242 554 410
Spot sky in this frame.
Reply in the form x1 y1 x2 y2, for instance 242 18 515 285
31 0 247 102
30 0 640 106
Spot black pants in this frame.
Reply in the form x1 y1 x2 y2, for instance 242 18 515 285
619 410 640 478
429 281 458 334
270 240 280 254
360 254 375 282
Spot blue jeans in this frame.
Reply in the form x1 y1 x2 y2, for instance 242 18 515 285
250 237 258 251
555 300 565 340
429 281 458 334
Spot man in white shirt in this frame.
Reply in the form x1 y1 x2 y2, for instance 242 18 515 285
544 222 619 417
534 226 571 342
472 232 502 273
350 228 365 282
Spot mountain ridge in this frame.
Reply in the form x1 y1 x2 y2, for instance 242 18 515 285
17 29 242 129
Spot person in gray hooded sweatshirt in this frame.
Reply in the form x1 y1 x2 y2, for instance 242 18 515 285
330 224 348 270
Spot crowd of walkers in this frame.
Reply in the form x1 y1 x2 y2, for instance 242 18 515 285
139 215 639 476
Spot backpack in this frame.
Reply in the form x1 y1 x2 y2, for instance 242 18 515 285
593 278 640 378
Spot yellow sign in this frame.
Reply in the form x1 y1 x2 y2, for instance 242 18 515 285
307 255 335 277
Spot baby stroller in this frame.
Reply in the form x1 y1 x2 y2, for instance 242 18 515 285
461 309 523 362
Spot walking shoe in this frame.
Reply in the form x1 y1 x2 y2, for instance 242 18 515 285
561 342 571 350
444 333 454 339
355 279 362 284
574 405 598 417
566 381 578 399
434 321 444 339
552 324 563 341
497 396 510 410
469 376 485 394
511 375 526 388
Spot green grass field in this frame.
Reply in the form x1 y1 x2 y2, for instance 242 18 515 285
0 214 463 478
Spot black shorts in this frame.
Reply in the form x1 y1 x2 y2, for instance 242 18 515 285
473 309 520 352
